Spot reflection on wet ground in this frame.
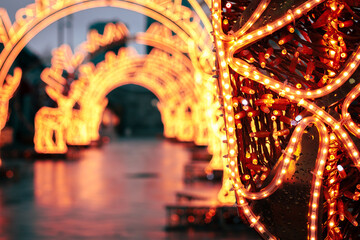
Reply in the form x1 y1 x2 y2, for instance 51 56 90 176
0 138 259 239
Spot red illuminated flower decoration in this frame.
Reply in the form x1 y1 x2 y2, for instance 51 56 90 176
212 0 360 239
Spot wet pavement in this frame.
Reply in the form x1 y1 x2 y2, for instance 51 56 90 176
0 138 260 239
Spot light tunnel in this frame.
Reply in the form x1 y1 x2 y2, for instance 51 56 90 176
0 0 230 204
79 49 201 142
0 0 217 153
35 45 204 154
0 0 212 88
33 18 211 154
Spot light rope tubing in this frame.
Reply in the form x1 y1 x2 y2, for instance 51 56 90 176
211 0 360 239
0 0 211 86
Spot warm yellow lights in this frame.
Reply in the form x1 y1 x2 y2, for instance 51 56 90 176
34 82 85 153
0 67 22 130
36 42 209 153
34 24 131 153
0 0 226 169
25 0 216 155
2 0 360 239
0 0 216 148
342 82 360 138
211 0 360 239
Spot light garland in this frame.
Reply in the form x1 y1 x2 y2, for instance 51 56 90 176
0 0 214 136
211 0 360 239
342 82 360 138
34 23 203 153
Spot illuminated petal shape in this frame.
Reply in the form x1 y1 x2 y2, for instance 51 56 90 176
212 0 360 239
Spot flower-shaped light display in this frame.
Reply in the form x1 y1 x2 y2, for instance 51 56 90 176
212 0 360 239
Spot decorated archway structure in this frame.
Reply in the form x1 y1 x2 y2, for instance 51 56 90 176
0 0 222 154
0 0 232 204
35 47 201 153
34 22 204 153
0 0 214 132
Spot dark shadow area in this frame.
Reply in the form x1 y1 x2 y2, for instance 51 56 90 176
105 84 164 138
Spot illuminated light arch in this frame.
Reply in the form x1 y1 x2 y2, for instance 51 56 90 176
212 0 360 239
34 20 207 152
0 0 231 203
34 20 231 205
0 0 220 149
0 0 212 88
79 48 201 141
45 20 219 147
97 26 225 176
35 47 200 153
0 0 215 146
0 0 220 151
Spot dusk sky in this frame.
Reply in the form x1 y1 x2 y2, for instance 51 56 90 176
0 0 146 60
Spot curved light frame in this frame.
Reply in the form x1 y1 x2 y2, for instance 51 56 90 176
0 0 211 84
34 19 206 147
0 0 230 204
211 0 360 239
35 36 201 153
80 50 199 141
0 0 214 134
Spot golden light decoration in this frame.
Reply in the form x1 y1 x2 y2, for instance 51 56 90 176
0 0 213 133
35 46 201 153
34 21 205 153
78 48 201 143
34 22 130 153
0 0 231 204
34 79 87 153
212 0 360 239
0 67 21 130
0 0 220 157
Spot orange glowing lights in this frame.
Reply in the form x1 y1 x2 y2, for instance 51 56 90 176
34 81 86 154
0 0 215 153
0 0 229 206
212 0 360 239
0 0 215 145
34 20 210 153
0 67 22 130
0 0 211 89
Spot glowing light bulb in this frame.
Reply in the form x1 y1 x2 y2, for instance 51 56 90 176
241 99 249 106
295 115 302 121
